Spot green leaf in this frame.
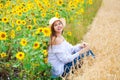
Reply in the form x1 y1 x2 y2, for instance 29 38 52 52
24 63 31 70
13 62 20 68
13 43 19 49
1 45 8 52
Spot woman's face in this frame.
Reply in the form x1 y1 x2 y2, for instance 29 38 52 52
53 20 63 33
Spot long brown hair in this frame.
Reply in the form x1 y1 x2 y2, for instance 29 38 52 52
49 20 64 48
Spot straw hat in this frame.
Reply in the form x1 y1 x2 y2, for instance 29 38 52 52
49 17 66 27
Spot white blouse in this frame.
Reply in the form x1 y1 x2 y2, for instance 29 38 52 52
48 40 81 76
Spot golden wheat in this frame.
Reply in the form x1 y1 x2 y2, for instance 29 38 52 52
66 0 120 80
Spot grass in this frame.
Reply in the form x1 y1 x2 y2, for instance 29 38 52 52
64 0 102 45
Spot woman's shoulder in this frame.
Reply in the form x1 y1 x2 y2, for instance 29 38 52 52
51 36 65 45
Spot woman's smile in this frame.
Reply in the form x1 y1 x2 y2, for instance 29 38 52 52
57 26 62 30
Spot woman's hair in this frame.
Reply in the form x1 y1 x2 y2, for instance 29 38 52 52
49 20 64 48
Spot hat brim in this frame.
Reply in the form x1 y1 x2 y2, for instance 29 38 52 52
49 18 66 27
59 18 66 27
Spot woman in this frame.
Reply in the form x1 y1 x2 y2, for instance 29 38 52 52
48 17 94 78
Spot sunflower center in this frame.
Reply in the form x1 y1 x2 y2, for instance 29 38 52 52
23 22 25 24
38 3 41 6
23 41 26 44
4 18 7 21
19 54 22 57
29 26 31 29
19 12 21 14
45 30 48 33
40 29 42 32
24 9 26 11
35 43 38 46
1 34 5 38
59 1 62 4
18 21 20 23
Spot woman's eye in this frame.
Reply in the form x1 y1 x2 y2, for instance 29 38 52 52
54 22 62 27
58 22 62 25
54 24 57 27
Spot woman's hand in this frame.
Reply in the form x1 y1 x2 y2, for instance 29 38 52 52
80 42 88 48
78 42 90 54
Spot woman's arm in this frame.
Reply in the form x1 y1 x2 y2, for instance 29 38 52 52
55 47 88 64
55 51 79 64
71 42 89 53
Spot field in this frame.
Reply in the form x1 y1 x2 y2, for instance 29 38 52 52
1 0 117 80
67 0 120 80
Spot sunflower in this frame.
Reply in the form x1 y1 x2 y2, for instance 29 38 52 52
10 30 15 39
55 12 60 18
6 63 10 67
22 8 28 12
81 0 84 4
57 0 63 6
0 31 7 40
27 25 32 30
43 28 51 37
0 52 7 58
68 1 73 7
20 38 27 46
43 50 48 57
44 58 48 63
16 20 21 25
0 3 3 8
41 12 46 18
46 3 50 8
16 52 25 60
36 27 43 34
16 26 21 31
17 11 22 16
67 31 72 36
5 1 10 8
2 17 8 23
32 33 35 37
88 0 93 5
12 10 16 14
12 4 15 8
33 18 37 24
33 41 40 49
79 8 84 14
11 23 14 28
22 20 26 25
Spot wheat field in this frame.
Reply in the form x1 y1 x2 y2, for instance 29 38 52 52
64 0 120 80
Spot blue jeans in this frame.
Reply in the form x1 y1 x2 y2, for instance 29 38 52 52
62 50 95 76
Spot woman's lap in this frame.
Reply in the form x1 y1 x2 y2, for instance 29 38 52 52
62 50 95 76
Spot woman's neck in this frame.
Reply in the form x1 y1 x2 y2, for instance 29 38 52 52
56 32 62 37
56 32 64 41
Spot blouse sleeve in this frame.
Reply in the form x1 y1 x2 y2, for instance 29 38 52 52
55 51 80 64
68 43 82 53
